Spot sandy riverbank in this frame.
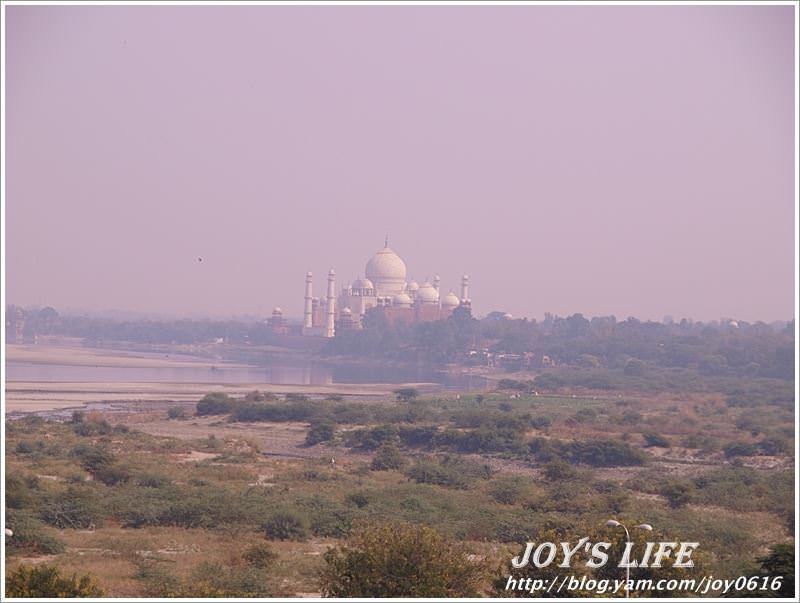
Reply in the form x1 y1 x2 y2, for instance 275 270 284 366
3 380 442 413
5 343 237 369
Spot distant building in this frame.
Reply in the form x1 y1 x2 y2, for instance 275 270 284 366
302 239 472 337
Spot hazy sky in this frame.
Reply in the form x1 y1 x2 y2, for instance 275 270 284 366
5 4 796 322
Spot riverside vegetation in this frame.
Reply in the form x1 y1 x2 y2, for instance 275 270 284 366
4 370 795 597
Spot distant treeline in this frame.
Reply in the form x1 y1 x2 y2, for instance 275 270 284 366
326 308 795 380
6 304 794 380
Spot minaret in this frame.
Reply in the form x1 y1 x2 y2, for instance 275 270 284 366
433 275 440 291
325 268 336 338
304 272 313 329
460 274 469 303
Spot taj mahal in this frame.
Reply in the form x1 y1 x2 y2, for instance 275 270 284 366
295 239 471 338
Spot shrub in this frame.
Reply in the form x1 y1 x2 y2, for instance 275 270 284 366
346 424 399 450
73 418 113 436
320 521 489 597
642 432 670 448
242 543 278 569
394 387 419 402
306 421 335 446
346 491 370 508
196 392 235 416
263 511 309 541
370 443 407 471
662 480 694 508
5 565 104 597
531 416 552 430
71 444 116 472
542 460 577 481
398 425 438 448
285 393 309 402
724 442 758 458
167 407 186 420
405 455 492 489
758 436 789 456
40 486 102 529
5 509 65 555
488 476 528 505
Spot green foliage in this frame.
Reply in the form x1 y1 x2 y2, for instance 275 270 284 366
642 431 670 448
40 486 102 529
405 455 493 489
371 442 407 471
346 424 399 450
305 421 335 446
394 387 420 401
488 476 529 505
542 459 577 481
320 521 489 597
242 543 278 569
529 437 648 467
196 392 235 415
5 565 104 597
263 510 309 541
72 417 113 436
5 509 65 555
661 480 694 508
167 406 186 419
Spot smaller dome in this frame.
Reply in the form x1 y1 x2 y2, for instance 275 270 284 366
417 282 439 304
352 278 374 291
503 313 513 320
407 280 419 292
442 291 460 308
393 293 412 307
341 307 352 316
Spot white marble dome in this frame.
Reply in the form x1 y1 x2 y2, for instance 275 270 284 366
417 281 439 304
365 245 407 296
441 291 460 308
392 293 413 307
351 278 374 291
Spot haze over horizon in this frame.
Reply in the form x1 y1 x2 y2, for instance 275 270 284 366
5 5 796 323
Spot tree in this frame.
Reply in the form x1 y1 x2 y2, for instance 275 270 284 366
394 387 419 402
320 521 489 597
5 565 104 597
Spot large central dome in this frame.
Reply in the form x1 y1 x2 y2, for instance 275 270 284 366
365 244 407 297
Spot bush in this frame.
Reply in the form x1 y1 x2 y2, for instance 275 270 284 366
73 418 113 436
405 455 492 489
531 416 552 430
5 565 104 597
306 421 335 446
320 521 489 597
488 477 528 505
196 392 235 416
724 442 758 458
370 443 407 471
642 432 670 448
662 480 693 508
346 424 399 450
5 509 65 555
40 486 102 529
242 543 278 569
542 460 577 481
263 511 309 541
394 387 419 401
530 437 648 467
167 407 186 420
